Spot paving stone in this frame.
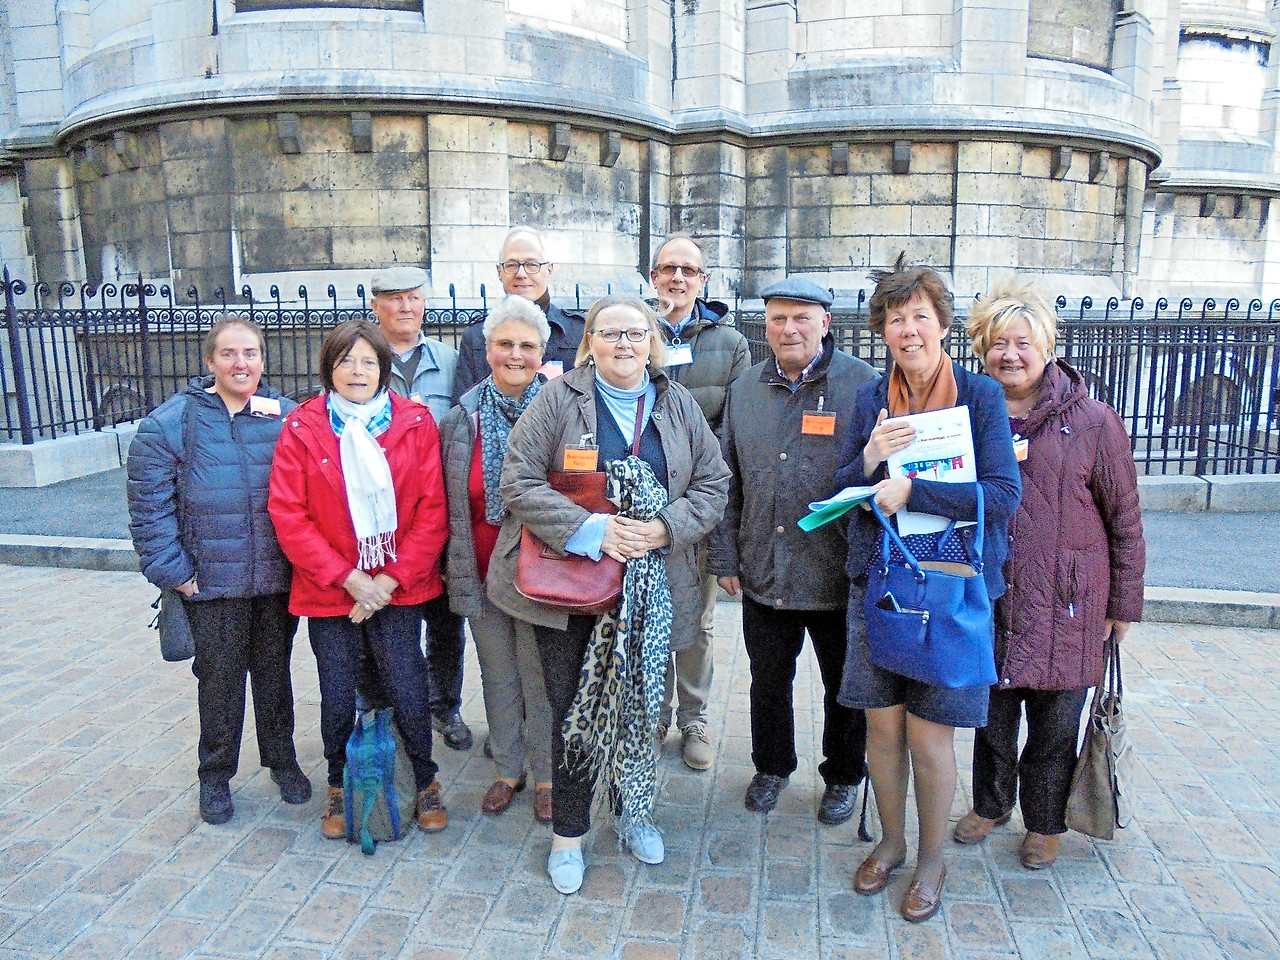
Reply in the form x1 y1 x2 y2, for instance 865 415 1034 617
695 872 753 915
4 569 1280 960
282 884 367 945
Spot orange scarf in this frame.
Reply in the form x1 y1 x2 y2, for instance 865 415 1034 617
887 353 958 417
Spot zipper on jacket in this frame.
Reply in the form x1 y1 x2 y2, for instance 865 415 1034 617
232 410 256 593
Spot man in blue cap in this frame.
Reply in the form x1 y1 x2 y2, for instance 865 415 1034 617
709 276 877 824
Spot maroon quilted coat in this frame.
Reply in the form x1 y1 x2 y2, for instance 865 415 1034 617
996 360 1145 690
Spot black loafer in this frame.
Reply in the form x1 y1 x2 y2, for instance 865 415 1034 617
818 782 858 825
744 773 789 813
199 782 233 825
432 711 474 751
271 764 313 805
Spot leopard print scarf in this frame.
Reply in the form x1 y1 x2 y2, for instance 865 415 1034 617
561 455 672 837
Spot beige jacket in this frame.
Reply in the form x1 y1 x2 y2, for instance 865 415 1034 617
486 363 730 648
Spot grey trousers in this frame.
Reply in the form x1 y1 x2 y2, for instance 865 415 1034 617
469 593 553 783
661 572 718 729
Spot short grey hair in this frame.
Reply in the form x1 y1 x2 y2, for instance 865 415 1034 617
482 295 551 347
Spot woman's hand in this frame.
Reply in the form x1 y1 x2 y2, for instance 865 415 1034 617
863 408 917 476
717 576 741 597
871 477 912 515
343 569 394 613
615 517 671 558
602 516 670 561
346 573 399 622
1106 620 1131 644
175 577 199 598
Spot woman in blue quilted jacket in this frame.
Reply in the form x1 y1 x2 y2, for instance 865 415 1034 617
127 315 310 826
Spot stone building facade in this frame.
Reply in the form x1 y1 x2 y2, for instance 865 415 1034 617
0 0 1275 302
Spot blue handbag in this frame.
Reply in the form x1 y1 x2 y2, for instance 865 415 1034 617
863 486 997 689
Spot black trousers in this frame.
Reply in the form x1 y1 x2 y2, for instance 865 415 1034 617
309 604 438 791
423 592 465 718
741 597 867 786
533 615 597 838
971 685 1089 835
184 594 299 786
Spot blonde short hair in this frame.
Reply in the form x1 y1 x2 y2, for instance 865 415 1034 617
575 296 668 372
966 275 1057 361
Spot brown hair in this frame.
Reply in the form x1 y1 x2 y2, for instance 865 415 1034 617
318 319 393 395
575 295 668 372
866 251 955 336
203 314 265 362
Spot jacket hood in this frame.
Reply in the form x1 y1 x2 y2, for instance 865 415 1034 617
1018 359 1088 437
652 297 732 332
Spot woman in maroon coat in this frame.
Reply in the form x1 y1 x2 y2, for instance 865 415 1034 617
959 277 1145 869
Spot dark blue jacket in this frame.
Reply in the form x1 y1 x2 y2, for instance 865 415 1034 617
127 377 296 600
835 362 1022 599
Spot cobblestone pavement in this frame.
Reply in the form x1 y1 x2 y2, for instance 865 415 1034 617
1 565 1277 960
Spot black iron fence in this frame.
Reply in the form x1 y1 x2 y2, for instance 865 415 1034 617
4 272 1280 476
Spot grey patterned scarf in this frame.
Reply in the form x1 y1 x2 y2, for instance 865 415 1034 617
478 376 542 523
562 455 672 837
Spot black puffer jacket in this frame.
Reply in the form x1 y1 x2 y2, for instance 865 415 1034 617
127 377 296 600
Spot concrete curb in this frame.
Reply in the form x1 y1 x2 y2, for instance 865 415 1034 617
3 536 1278 630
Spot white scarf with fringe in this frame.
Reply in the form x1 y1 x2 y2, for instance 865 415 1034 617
327 390 398 569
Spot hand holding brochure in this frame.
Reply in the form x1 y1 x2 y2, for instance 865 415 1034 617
798 485 877 532
885 406 976 536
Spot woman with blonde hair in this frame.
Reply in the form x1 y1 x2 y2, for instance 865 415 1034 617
957 276 1144 869
486 295 729 895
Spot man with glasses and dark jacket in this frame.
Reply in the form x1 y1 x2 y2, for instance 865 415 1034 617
452 227 585 401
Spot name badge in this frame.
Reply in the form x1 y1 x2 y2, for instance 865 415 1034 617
667 343 694 367
540 360 565 380
801 411 836 436
1013 436 1029 462
248 396 281 418
563 445 599 472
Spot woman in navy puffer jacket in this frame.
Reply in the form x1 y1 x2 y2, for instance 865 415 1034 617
127 315 310 826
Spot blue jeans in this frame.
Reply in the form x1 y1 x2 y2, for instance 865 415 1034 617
309 604 438 790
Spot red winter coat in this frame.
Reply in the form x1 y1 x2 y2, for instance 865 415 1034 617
996 360 1145 690
268 392 448 617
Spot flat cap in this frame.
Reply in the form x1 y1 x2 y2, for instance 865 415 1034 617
760 276 834 309
370 266 428 295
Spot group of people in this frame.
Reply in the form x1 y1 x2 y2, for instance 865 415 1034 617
127 229 1144 921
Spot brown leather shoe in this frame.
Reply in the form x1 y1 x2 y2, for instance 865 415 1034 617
534 785 553 825
952 810 1012 844
1019 831 1060 870
321 786 345 840
481 776 526 815
853 853 906 895
900 865 947 923
416 781 448 832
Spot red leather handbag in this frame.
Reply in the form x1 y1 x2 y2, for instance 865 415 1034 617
514 469 624 615
514 404 644 615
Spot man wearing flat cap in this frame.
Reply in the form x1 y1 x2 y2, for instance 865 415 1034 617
709 276 877 825
369 265 473 752
451 227 585 402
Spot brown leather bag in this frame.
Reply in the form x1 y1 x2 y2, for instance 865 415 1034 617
1064 636 1132 840
513 404 644 615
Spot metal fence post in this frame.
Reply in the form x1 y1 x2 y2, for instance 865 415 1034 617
135 274 156 412
2 267 35 444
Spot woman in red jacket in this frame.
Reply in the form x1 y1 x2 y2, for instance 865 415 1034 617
269 319 450 840
958 278 1145 869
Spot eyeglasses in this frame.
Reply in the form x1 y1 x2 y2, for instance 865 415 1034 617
498 260 550 276
592 328 649 343
654 264 704 278
336 356 381 372
490 338 542 354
